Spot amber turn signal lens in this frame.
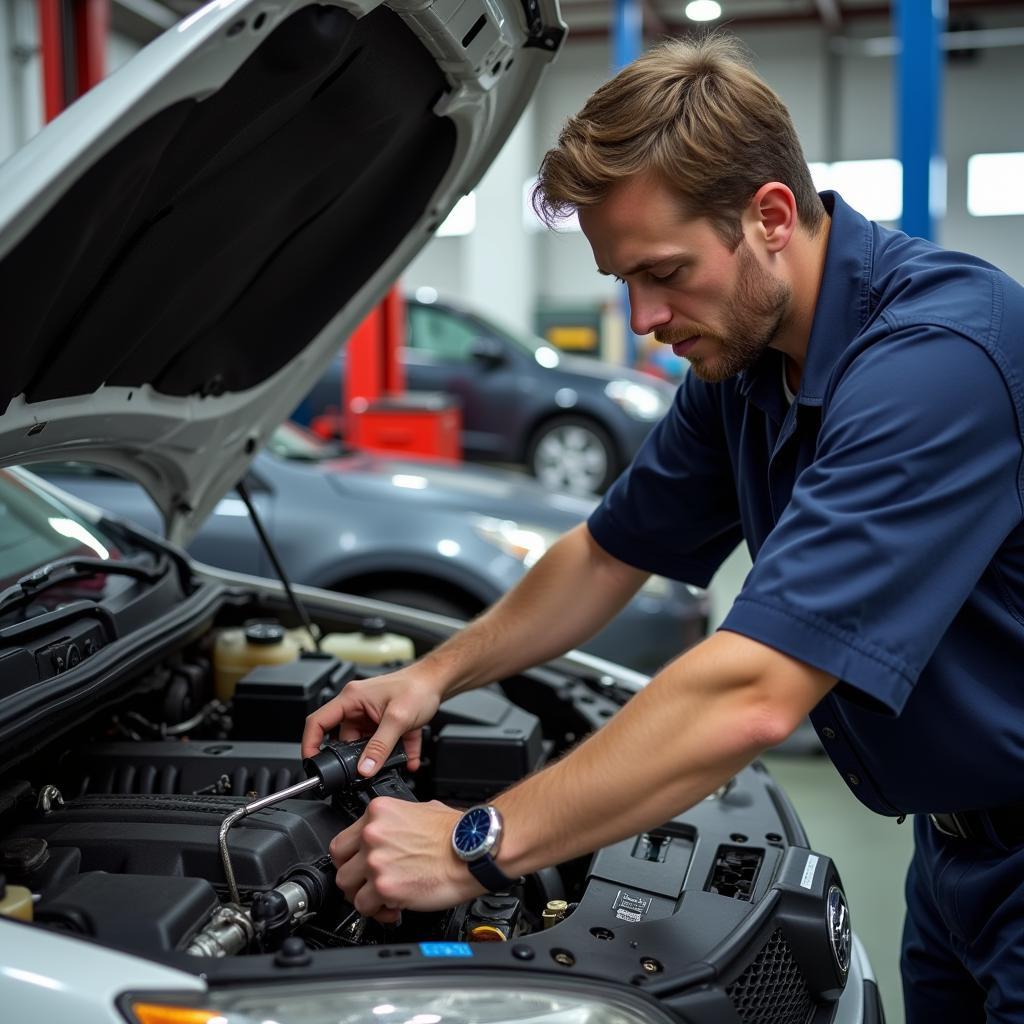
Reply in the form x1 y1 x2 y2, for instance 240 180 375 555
130 1005 224 1024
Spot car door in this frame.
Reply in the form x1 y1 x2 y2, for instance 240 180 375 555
404 303 528 460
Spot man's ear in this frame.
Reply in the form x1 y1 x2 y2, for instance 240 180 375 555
745 182 798 254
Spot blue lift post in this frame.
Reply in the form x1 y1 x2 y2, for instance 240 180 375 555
896 0 946 241
613 0 643 364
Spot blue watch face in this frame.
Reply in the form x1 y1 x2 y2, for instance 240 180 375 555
454 807 492 856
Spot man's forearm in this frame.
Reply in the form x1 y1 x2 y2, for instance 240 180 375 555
417 523 649 699
492 630 837 877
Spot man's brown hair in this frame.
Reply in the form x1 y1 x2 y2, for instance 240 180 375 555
534 34 825 249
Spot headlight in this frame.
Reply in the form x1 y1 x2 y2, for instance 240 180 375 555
124 979 674 1024
603 380 669 421
473 516 563 568
474 518 675 598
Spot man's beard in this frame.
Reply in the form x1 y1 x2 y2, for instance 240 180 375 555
656 241 791 384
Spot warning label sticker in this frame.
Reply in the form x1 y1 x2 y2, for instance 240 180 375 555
612 889 652 923
800 854 819 890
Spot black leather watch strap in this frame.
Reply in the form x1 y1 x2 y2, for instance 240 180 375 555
467 853 519 892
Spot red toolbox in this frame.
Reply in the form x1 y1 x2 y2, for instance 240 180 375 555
348 392 462 460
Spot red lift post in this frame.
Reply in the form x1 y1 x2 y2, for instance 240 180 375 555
344 287 462 461
38 0 109 121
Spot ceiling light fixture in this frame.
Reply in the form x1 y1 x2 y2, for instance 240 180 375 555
685 0 722 21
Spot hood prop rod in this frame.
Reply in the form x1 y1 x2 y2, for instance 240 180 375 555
235 479 320 652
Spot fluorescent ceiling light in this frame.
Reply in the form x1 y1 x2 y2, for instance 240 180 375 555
685 0 722 21
809 158 903 222
436 192 476 236
967 153 1024 216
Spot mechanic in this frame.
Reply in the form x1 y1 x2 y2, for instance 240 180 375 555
303 34 1024 1023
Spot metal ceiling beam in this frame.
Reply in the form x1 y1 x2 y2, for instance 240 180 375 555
559 0 1024 40
814 0 843 32
642 0 669 39
833 24 1024 54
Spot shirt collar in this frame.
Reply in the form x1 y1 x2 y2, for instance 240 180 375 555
737 191 875 408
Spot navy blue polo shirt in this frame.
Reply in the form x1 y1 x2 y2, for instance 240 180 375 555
588 191 1024 817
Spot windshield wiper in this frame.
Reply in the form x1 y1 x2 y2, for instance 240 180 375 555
0 556 166 615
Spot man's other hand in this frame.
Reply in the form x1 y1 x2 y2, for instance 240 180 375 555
329 798 478 921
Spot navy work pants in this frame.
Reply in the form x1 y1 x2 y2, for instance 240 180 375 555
902 814 1024 1022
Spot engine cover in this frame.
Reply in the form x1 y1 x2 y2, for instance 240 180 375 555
5 793 350 952
9 793 346 891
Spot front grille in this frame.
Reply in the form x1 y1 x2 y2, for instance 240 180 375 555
726 929 815 1024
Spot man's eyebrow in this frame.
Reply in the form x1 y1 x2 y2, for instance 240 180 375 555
597 254 691 277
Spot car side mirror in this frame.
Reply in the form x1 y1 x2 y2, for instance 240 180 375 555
469 336 506 367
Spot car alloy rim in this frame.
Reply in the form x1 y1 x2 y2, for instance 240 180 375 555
534 425 608 493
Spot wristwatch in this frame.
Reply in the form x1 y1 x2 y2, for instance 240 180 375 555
451 805 519 892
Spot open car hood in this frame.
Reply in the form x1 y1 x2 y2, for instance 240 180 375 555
0 0 564 546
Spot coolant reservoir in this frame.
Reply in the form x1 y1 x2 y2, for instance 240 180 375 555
213 622 301 702
0 876 33 922
289 616 414 666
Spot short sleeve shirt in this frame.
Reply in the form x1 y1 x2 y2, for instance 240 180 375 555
588 192 1024 816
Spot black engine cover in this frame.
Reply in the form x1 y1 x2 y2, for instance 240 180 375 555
9 793 348 895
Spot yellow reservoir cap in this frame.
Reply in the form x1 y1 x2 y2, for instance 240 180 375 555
130 1005 226 1024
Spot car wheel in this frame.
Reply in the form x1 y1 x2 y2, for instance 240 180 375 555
527 415 618 494
363 587 476 621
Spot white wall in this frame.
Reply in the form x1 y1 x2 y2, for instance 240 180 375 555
405 105 539 335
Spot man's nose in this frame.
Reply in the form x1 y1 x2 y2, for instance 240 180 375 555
627 284 672 337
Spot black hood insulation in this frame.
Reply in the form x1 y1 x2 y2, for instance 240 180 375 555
1 4 456 412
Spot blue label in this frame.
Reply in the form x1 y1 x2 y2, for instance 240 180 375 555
419 942 474 958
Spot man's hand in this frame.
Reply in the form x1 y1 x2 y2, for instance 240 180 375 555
329 798 480 922
301 668 445 775
301 525 646 777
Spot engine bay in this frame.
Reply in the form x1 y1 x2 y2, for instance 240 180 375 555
0 582 855 1022
0 593 624 955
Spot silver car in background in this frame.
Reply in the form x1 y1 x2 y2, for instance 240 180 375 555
38 423 709 675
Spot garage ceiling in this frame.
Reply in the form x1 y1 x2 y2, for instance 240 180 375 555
560 0 1024 42
112 0 1024 45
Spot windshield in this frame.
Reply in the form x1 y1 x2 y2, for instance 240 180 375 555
452 306 551 356
0 468 127 591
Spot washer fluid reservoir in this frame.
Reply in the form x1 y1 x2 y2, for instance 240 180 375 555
0 877 33 921
290 616 414 666
213 622 301 702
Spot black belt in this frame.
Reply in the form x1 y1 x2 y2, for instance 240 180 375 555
929 807 1024 847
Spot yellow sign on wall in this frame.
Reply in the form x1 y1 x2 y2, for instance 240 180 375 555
546 325 598 351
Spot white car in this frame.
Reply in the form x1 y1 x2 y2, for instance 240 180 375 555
0 1 880 1021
